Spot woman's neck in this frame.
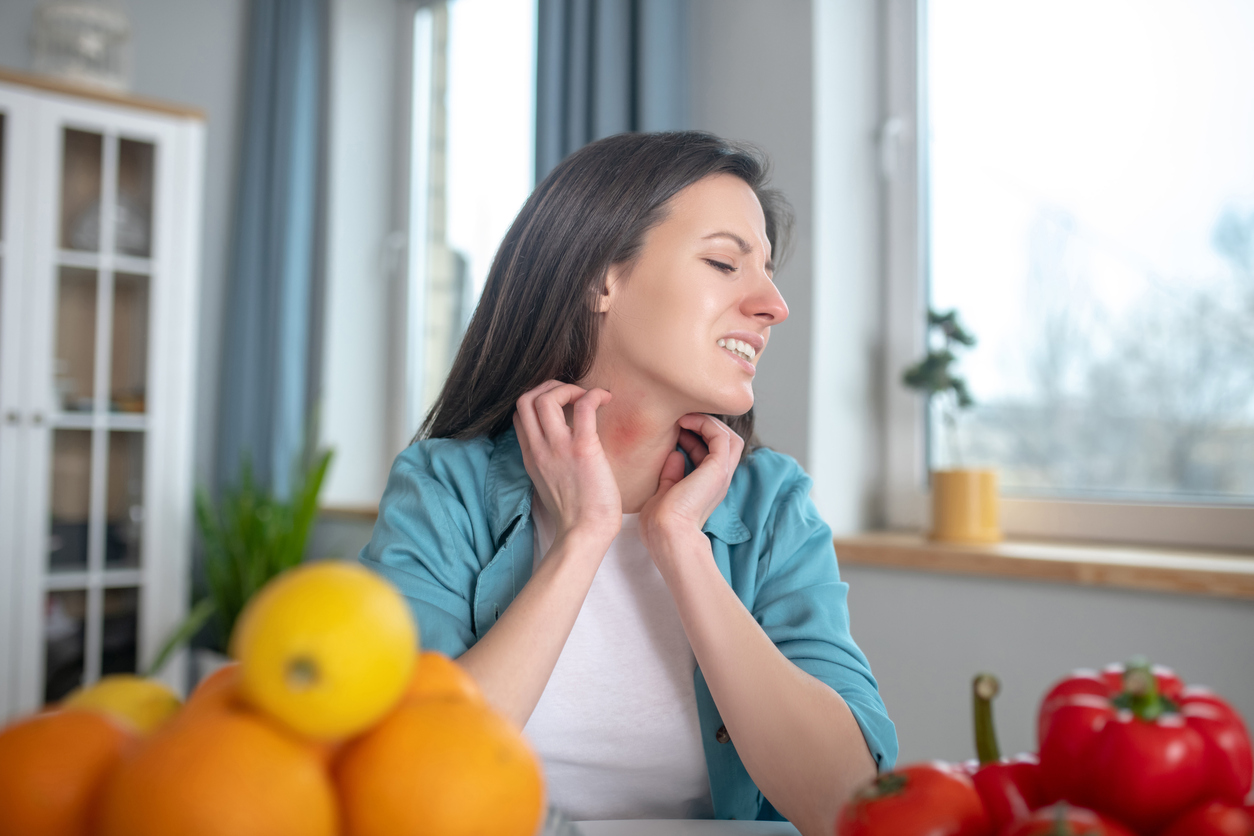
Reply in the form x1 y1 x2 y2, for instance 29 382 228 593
578 378 685 514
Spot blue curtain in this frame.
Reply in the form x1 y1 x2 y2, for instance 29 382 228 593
216 0 325 498
536 0 690 180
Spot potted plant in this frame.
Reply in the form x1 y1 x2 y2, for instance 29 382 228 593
902 309 1000 544
148 447 334 680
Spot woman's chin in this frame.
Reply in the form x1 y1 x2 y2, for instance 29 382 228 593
689 389 753 418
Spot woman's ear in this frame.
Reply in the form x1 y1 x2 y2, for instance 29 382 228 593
595 263 626 313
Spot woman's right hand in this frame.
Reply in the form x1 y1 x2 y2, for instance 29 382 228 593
512 381 621 543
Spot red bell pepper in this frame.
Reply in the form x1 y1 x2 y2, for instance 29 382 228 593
968 674 1045 832
1160 800 1254 836
836 762 991 836
1037 658 1253 834
1001 802 1139 836
1038 662 1182 741
1174 686 1254 802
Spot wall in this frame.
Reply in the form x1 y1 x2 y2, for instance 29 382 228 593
0 0 249 494
689 0 814 469
846 565 1254 763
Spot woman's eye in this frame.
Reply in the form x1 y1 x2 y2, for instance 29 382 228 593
705 259 736 273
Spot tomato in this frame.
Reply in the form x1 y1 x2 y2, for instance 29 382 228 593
1001 802 1138 836
836 762 991 836
1160 800 1254 836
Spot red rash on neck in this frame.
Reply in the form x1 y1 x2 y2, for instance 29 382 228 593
600 415 647 454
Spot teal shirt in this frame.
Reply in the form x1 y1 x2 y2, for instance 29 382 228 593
359 428 898 821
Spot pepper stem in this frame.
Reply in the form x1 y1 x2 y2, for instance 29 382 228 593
1116 656 1167 721
972 672 1002 765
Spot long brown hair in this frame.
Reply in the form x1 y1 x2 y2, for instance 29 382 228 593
419 131 793 455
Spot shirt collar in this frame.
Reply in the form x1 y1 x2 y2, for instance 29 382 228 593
484 427 533 548
682 447 752 545
484 427 751 547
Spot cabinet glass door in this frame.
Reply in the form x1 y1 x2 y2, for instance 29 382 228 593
0 100 15 722
42 125 154 702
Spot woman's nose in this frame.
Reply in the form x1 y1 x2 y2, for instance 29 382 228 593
744 272 789 325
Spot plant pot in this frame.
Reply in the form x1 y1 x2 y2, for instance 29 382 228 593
930 468 1001 544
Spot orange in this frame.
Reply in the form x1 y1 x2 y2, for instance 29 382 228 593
94 704 338 836
336 699 545 836
0 709 134 836
404 650 484 704
181 662 243 719
179 665 340 766
231 561 417 740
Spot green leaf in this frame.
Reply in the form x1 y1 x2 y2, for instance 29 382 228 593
146 598 217 677
903 309 978 409
952 377 975 408
157 442 335 662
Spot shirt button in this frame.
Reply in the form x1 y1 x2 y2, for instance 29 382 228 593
715 725 731 744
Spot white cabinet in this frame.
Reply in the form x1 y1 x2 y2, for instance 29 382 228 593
0 69 204 721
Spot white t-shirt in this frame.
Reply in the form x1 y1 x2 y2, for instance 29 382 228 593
522 502 715 821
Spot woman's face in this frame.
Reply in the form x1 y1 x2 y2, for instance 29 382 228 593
591 173 789 418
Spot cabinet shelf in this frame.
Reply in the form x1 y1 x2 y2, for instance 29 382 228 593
45 568 144 591
56 248 153 276
50 412 149 430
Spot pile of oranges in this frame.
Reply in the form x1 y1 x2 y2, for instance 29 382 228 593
0 562 546 836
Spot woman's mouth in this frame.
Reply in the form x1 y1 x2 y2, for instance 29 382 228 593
718 338 757 374
718 338 756 362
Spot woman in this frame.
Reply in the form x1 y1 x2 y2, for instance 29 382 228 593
361 132 897 832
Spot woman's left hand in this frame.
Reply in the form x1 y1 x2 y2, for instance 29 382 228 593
639 413 744 569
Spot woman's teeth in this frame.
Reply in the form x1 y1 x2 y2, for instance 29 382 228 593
717 338 756 362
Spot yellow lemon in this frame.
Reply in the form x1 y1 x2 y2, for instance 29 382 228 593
230 561 418 741
63 674 182 734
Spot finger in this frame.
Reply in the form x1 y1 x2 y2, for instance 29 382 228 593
513 411 538 473
676 428 708 466
513 402 543 453
535 383 588 443
572 388 611 446
515 379 565 412
703 413 739 438
656 449 686 495
710 416 746 470
678 413 732 454
514 380 565 443
678 414 733 477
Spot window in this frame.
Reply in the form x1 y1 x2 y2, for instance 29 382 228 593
405 0 536 435
882 0 1254 549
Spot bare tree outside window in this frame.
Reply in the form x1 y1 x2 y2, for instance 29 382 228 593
953 209 1254 501
928 0 1254 505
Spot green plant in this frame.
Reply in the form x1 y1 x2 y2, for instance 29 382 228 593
147 448 334 676
902 308 977 467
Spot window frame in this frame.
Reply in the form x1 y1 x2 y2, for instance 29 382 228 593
880 0 1254 552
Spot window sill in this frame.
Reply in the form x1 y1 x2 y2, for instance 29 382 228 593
833 532 1254 600
320 505 380 524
